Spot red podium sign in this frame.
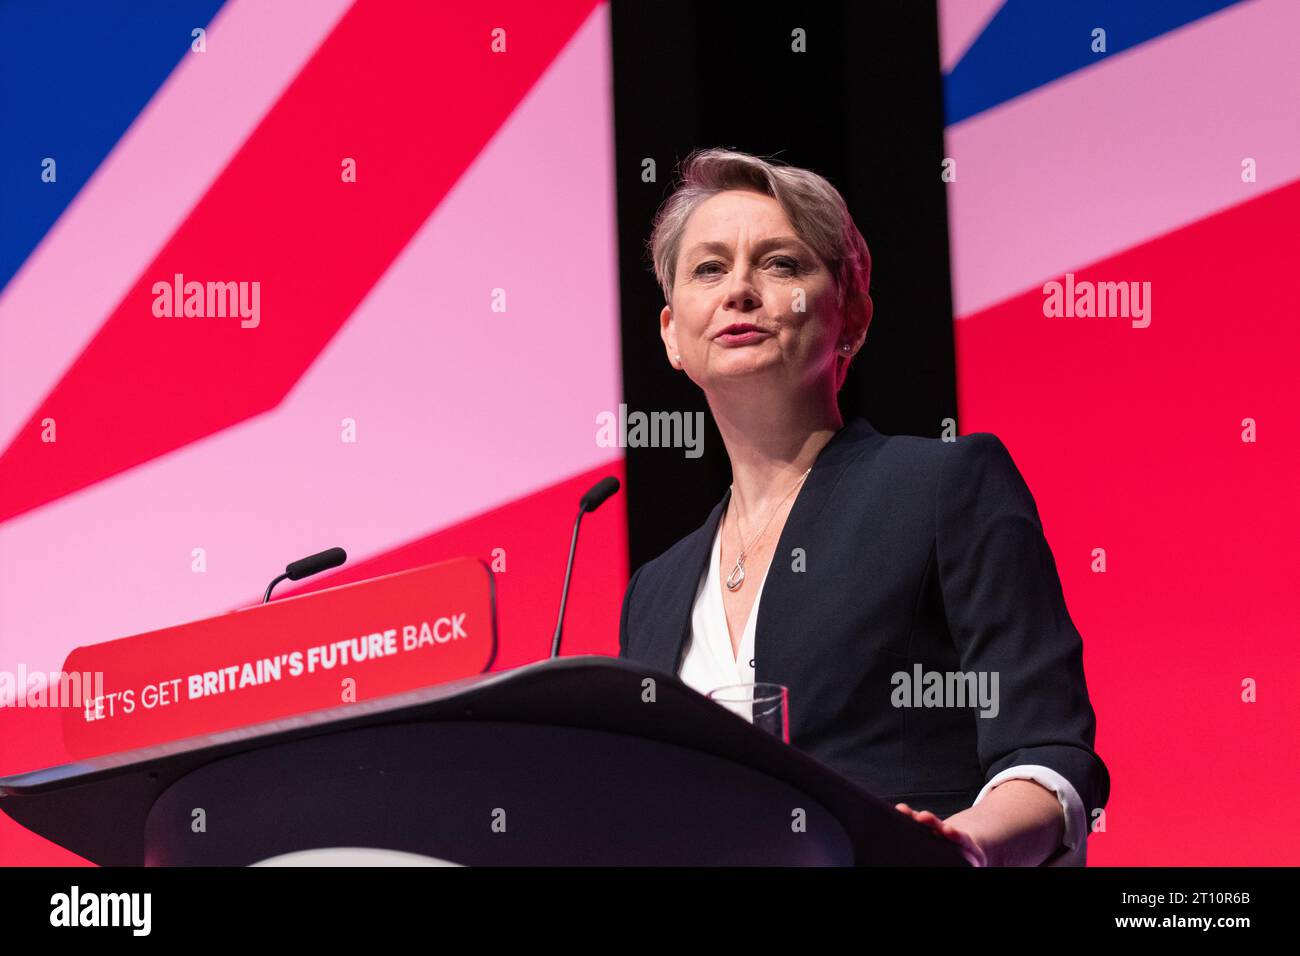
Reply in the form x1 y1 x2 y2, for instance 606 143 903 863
60 557 496 760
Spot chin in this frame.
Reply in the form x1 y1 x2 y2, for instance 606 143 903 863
707 353 783 383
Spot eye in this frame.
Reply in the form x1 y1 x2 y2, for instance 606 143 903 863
768 256 800 274
693 261 724 278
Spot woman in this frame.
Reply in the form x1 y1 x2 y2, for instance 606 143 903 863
618 148 1108 867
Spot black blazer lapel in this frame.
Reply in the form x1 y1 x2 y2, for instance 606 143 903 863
655 417 882 679
754 418 883 685
653 494 728 675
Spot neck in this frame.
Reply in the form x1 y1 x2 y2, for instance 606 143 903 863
707 386 844 520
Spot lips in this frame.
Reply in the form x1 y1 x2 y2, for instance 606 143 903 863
714 323 772 346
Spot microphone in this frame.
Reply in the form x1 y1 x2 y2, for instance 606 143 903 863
579 476 621 513
550 477 621 658
263 547 347 603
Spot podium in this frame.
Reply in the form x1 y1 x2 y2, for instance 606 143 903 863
0 656 966 866
0 558 965 866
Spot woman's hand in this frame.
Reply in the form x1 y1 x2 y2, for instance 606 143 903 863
895 802 988 867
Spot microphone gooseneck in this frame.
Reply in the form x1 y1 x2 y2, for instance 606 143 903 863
550 477 621 658
263 547 348 603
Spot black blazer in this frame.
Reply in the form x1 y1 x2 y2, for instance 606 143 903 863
619 416 1109 821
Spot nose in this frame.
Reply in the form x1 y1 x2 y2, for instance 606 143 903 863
723 265 761 313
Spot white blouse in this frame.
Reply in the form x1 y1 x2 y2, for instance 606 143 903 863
678 513 764 694
678 518 1087 866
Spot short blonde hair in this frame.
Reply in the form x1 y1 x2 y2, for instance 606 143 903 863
647 148 872 314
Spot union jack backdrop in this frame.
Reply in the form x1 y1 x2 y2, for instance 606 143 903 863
1 0 1296 867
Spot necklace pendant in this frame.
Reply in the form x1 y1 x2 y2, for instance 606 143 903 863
725 555 746 591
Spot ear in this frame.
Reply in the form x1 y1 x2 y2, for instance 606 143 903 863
844 290 872 353
659 303 680 367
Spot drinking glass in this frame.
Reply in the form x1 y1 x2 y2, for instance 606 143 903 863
707 682 789 742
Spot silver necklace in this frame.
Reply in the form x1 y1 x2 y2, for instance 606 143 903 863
724 467 812 591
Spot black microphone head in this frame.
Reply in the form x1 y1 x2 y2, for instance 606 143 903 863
285 547 347 581
579 476 621 513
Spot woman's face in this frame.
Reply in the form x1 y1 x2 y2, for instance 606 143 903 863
661 188 863 395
